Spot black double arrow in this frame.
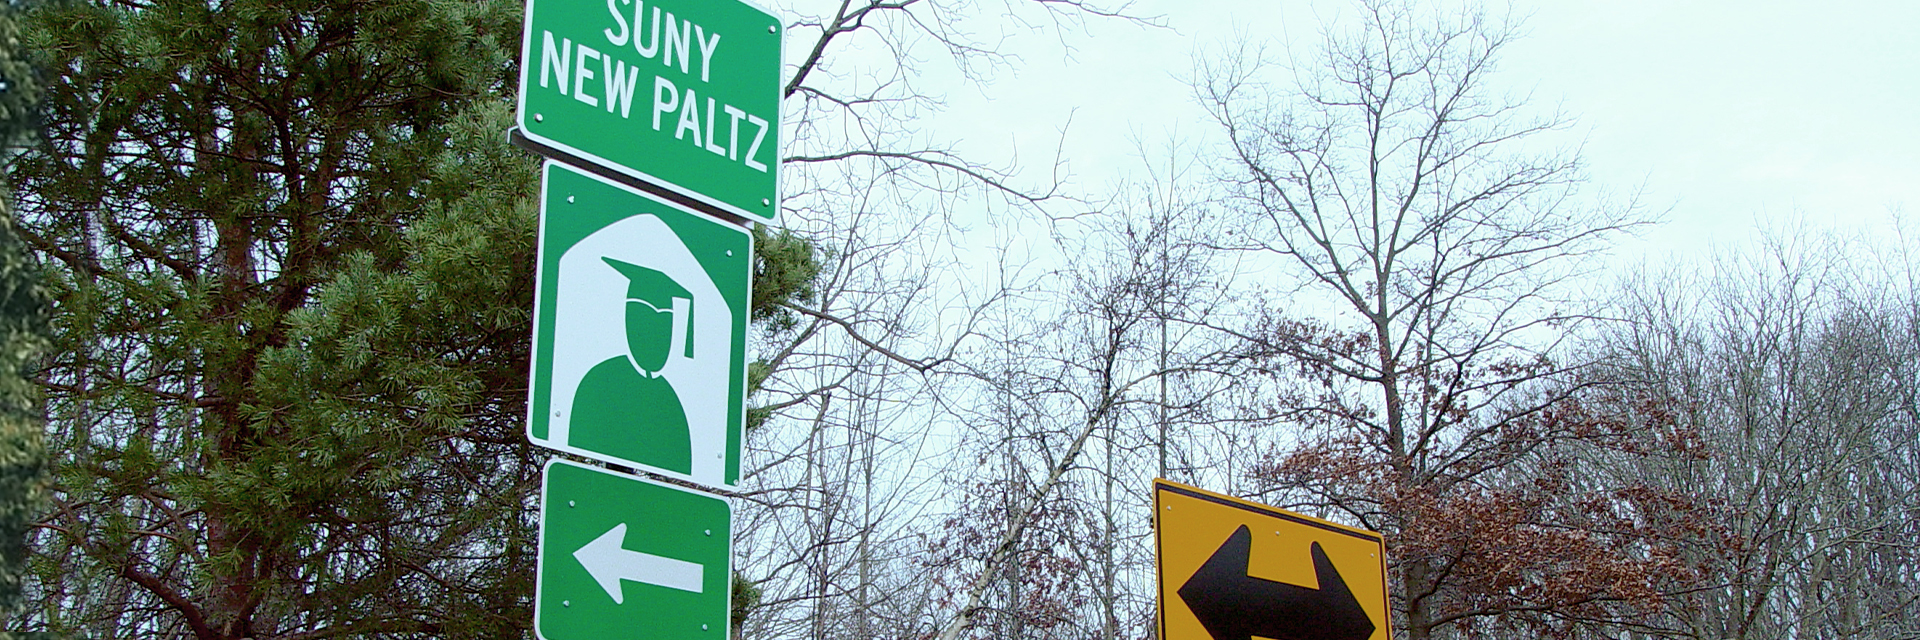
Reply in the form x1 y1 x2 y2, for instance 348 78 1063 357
1177 525 1375 640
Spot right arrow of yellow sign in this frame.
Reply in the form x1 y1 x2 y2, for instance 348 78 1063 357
1154 480 1391 640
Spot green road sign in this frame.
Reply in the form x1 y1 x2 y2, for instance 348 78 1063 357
537 459 733 640
516 0 781 223
527 161 750 489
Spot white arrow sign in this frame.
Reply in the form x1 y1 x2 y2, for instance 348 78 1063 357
573 523 705 603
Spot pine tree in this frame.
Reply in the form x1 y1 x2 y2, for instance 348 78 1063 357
10 0 544 635
0 194 50 640
0 2 51 637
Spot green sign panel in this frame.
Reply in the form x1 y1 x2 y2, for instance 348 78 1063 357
537 459 733 640
526 161 750 489
516 0 781 223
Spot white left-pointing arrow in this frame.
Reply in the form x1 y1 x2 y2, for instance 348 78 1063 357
573 523 705 603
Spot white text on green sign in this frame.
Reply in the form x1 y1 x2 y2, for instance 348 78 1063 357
518 0 780 222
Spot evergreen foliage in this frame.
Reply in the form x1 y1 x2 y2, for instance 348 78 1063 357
10 0 544 634
0 5 39 156
0 3 50 637
5 0 824 632
744 226 817 437
0 193 50 640
748 225 818 335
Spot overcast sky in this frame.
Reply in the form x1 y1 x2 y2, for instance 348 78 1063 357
921 0 1920 259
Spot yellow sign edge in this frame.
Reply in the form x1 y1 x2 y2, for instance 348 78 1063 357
1152 478 1392 640
1153 479 1383 541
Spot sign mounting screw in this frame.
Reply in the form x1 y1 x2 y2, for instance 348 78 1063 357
534 114 544 122
767 25 776 33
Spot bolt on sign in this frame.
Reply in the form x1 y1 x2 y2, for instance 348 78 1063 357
516 0 782 223
537 459 733 640
526 161 750 490
1154 479 1391 640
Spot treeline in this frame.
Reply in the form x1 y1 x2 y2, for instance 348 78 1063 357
0 0 1913 638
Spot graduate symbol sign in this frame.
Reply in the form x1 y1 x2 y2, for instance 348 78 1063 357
527 161 750 490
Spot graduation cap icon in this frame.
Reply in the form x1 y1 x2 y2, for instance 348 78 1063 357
603 256 695 373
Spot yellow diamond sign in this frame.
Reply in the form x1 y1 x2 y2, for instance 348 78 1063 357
1154 479 1391 640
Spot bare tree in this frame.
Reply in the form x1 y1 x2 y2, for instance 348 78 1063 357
1579 228 1920 640
924 186 1238 640
1193 1 1664 637
734 1 1163 638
